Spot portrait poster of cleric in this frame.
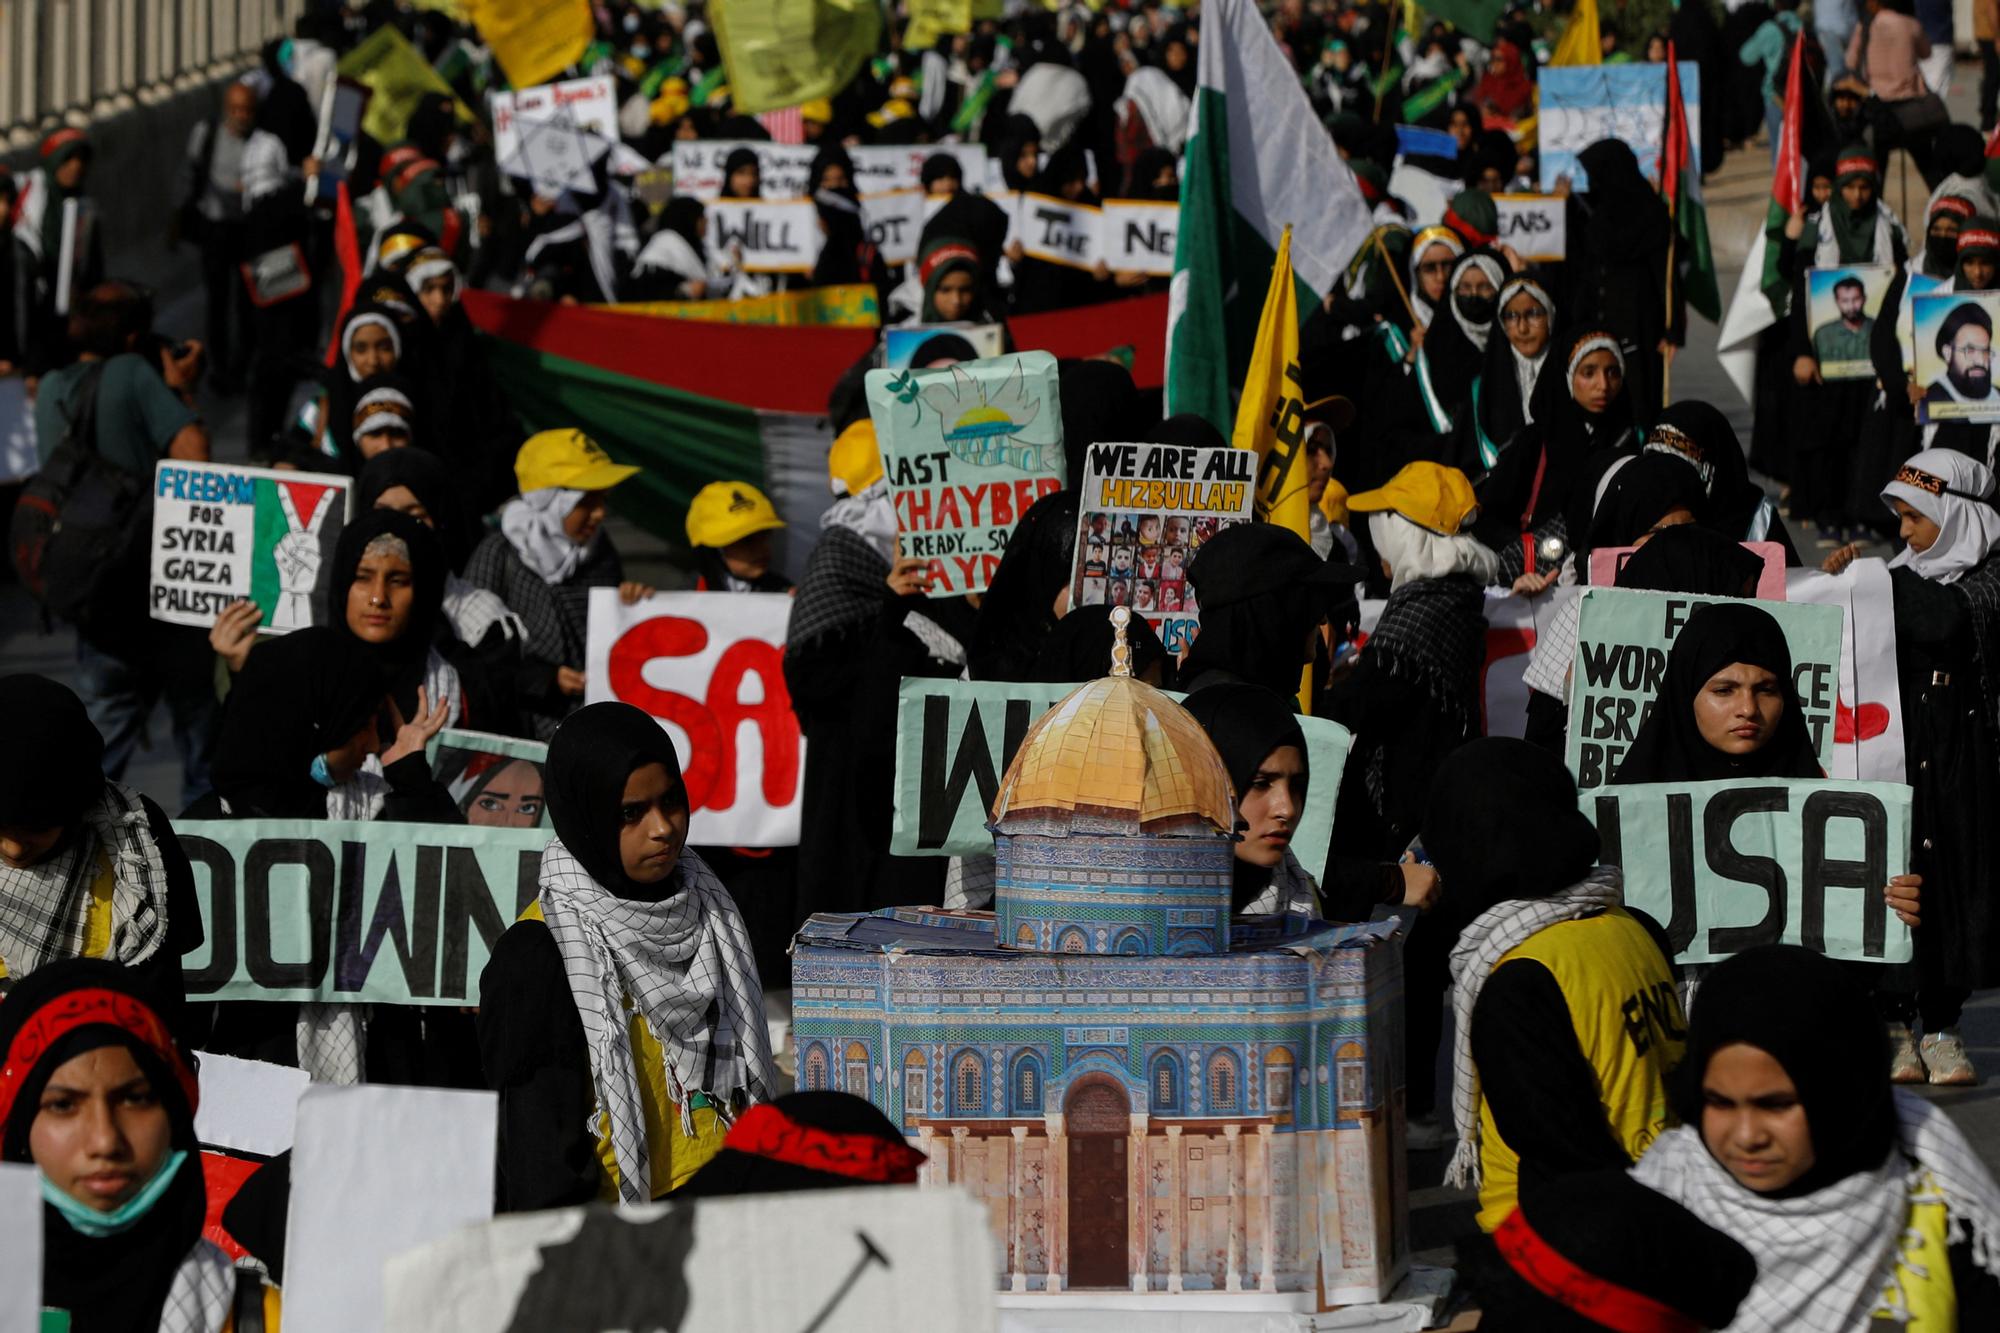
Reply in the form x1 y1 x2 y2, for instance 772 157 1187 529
1913 290 2000 423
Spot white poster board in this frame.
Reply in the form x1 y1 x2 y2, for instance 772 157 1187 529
1099 200 1179 275
0 1163 38 1333
583 590 803 846
862 189 927 267
850 143 989 195
148 459 352 632
1786 560 1907 782
490 76 617 165
1493 193 1567 262
283 1085 497 1333
705 197 824 273
1014 192 1099 269
194 1052 310 1158
671 140 818 200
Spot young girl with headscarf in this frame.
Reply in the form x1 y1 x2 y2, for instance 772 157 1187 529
1408 248 1507 455
1870 450 2000 1085
478 702 778 1210
1644 398 1801 561
0 676 200 1038
1633 945 2000 1329
1472 275 1556 463
0 959 279 1332
464 430 655 740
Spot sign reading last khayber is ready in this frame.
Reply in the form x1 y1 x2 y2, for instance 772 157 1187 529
148 459 352 632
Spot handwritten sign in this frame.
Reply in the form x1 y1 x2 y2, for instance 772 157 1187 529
861 188 925 266
1099 200 1179 275
1492 193 1566 262
704 197 823 273
583 590 803 846
1586 779 1912 965
670 139 817 199
1566 588 1844 790
866 351 1066 596
149 460 351 632
490 75 616 165
1068 441 1255 654
850 143 989 195
1015 192 1099 269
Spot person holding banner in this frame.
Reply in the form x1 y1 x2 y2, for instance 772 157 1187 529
0 959 280 1332
1874 450 2000 1084
465 431 655 741
1633 945 2000 1328
478 702 777 1209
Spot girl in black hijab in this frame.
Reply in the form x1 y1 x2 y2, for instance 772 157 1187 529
1615 523 1768 597
1633 945 2000 1329
1181 524 1358 698
628 197 714 303
0 959 276 1332
1416 248 1509 452
328 508 455 728
199 628 387 821
479 702 777 1210
1612 601 1821 783
1645 399 1801 564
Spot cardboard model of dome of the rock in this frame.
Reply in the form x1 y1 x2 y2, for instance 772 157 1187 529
790 616 1409 1308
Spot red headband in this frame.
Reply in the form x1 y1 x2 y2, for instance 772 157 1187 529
1961 227 2000 253
39 128 85 160
1494 1208 1702 1333
919 242 980 287
1935 196 1977 220
0 988 197 1130
724 1103 926 1184
1836 154 1876 180
1442 205 1496 246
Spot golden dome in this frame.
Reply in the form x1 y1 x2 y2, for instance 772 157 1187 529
992 675 1235 834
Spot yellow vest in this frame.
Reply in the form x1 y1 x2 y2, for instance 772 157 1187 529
519 900 728 1199
1476 909 1686 1231
1883 1174 1957 1330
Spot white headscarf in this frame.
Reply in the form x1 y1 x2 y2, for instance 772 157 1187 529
341 313 401 382
1367 511 1503 591
820 478 900 564
1447 254 1506 354
500 487 592 585
1881 447 2000 584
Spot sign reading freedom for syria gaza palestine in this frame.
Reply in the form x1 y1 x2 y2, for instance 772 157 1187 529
149 460 351 631
1566 588 1844 790
867 351 1065 597
175 820 548 1005
1587 779 1913 966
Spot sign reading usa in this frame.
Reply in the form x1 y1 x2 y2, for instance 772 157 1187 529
582 590 802 846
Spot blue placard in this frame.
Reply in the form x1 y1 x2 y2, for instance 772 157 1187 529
1395 124 1459 161
1538 61 1704 191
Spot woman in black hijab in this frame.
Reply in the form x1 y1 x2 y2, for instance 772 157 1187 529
1416 248 1509 456
1646 399 1801 564
628 197 714 304
1 959 275 1332
807 145 890 301
200 628 388 821
1632 945 2000 1329
1181 524 1358 697
479 702 777 1210
718 146 761 199
991 113 1043 191
1010 145 1112 313
1613 601 1822 783
1615 523 1768 597
1569 139 1675 418
328 509 451 723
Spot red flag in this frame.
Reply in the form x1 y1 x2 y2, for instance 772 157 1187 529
1774 30 1806 216
323 180 364 368
1662 42 1689 216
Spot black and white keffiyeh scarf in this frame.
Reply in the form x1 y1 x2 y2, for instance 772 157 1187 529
1634 1091 2000 1329
158 1239 236 1333
537 841 777 1203
0 781 169 986
1445 866 1626 1189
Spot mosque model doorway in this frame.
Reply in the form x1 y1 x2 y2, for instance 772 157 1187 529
1065 1077 1131 1288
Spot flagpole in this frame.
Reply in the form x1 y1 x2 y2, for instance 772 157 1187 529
1374 11 1399 123
1375 229 1419 324
1662 225 1676 407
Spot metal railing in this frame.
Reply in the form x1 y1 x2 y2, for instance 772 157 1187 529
1 0 309 146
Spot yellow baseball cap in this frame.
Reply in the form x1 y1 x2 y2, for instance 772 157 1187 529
686 481 785 549
799 98 834 124
515 429 641 494
1345 461 1479 536
828 418 884 496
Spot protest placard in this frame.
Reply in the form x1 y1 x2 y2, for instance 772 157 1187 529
427 729 550 829
850 142 989 195
149 460 351 632
1788 561 1906 782
1586 778 1913 965
1067 440 1256 654
0 1164 35 1332
889 677 1352 885
1566 588 1845 790
1492 193 1566 262
1590 540 1786 600
583 591 802 846
195 1053 311 1261
1015 192 1100 268
867 351 1065 596
704 197 823 273
1099 199 1179 275
1806 265 1894 380
882 321 1006 369
286 1084 496 1333
670 140 817 199
177 819 546 1004
384 1187 997 1333
1912 290 2000 422
1538 62 1703 190
489 75 616 164
861 188 925 265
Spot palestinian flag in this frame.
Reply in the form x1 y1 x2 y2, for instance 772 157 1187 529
1166 0 1373 431
1663 43 1721 323
461 290 1170 544
1715 28 1806 404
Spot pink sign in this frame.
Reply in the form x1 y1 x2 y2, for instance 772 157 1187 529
1590 540 1786 600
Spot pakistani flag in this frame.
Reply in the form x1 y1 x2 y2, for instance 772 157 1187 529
1663 44 1721 324
1166 0 1373 430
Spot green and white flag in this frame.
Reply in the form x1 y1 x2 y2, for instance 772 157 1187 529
1165 0 1374 430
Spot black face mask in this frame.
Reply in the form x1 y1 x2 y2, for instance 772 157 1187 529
1454 291 1496 325
1928 231 1961 273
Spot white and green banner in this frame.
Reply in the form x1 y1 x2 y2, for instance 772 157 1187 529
1164 0 1372 429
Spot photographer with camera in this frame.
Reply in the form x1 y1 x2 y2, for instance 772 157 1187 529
21 282 217 800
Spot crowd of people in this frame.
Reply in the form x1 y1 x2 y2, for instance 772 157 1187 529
6 0 2000 1328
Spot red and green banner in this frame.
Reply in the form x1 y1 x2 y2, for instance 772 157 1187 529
1663 44 1721 323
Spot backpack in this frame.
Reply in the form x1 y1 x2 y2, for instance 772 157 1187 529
8 361 153 638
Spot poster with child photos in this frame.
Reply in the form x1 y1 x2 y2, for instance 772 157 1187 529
1069 441 1257 654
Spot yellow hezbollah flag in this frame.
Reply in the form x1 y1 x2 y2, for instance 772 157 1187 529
602 284 880 327
1230 225 1315 709
906 0 972 50
466 0 593 90
336 27 475 146
709 0 883 117
1550 0 1601 66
